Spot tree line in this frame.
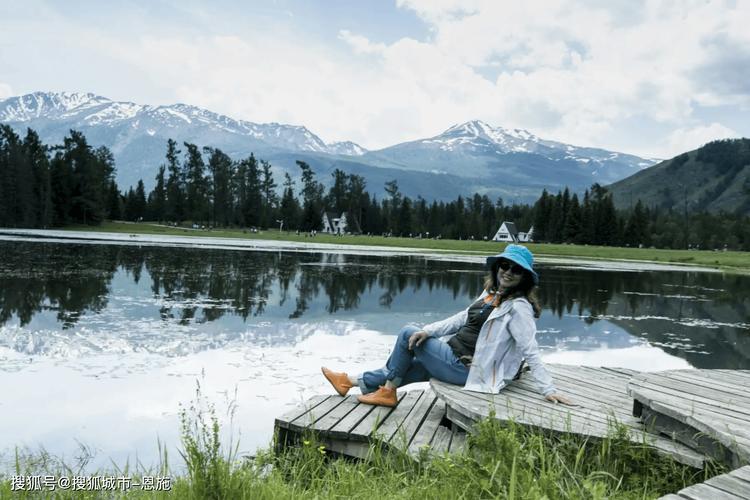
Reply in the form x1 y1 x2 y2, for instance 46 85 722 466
2 127 749 251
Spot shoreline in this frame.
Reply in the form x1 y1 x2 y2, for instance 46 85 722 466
0 228 722 273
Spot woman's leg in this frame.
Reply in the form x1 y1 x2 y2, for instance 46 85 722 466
411 337 469 386
357 325 422 393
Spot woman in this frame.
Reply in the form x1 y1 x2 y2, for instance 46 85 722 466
321 244 572 407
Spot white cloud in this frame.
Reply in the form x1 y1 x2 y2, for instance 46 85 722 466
1 0 747 157
666 123 739 157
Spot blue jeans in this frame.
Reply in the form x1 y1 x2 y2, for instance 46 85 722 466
358 325 469 394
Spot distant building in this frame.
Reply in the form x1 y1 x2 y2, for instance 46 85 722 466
491 222 533 243
518 226 534 243
321 211 360 234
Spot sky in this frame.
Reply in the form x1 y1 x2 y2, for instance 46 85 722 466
0 0 748 158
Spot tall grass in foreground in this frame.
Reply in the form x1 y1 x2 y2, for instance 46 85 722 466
1 398 723 499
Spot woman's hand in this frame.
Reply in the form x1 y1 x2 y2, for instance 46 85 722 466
408 331 430 350
545 393 574 405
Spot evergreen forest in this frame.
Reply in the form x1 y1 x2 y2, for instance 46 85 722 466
1 126 749 251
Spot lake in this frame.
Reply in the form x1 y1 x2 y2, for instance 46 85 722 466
0 239 748 471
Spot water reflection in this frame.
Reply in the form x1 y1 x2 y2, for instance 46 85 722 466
0 241 748 369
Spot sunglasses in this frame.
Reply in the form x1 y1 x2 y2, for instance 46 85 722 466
497 260 524 275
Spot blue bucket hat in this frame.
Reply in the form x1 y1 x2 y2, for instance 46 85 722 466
486 244 539 285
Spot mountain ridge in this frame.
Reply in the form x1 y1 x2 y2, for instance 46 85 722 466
1 91 659 202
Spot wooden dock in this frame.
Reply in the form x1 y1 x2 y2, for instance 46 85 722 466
660 465 750 499
275 365 750 497
629 369 750 468
431 364 704 467
274 389 467 459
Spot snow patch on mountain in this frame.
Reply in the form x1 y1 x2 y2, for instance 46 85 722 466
0 91 359 155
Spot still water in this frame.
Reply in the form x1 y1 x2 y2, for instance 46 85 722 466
0 240 748 470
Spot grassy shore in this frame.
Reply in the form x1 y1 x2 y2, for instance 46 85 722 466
1 406 721 500
62 221 750 273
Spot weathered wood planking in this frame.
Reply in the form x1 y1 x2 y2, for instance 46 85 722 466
660 465 750 499
629 369 750 468
430 364 705 468
274 389 467 460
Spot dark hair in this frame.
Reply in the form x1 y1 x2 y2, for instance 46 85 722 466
484 263 542 318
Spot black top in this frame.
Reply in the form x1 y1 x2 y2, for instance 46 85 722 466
447 296 495 362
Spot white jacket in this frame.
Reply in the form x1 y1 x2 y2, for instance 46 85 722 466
422 291 556 396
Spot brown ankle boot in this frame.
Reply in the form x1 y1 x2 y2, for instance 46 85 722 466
321 367 354 396
358 386 398 407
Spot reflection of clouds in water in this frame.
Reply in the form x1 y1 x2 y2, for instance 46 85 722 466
622 291 711 301
574 314 750 330
543 344 692 372
0 319 369 360
0 328 399 472
663 283 726 292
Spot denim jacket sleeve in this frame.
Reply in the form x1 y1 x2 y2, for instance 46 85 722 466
508 300 556 396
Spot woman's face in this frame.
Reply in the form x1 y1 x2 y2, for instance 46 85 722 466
496 259 523 290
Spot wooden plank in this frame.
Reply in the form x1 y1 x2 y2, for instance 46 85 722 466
549 365 630 393
675 482 745 500
449 431 467 454
350 392 407 440
600 366 638 377
446 405 475 432
629 377 750 419
629 374 750 417
408 401 446 456
545 367 629 397
655 371 750 401
685 370 750 389
463 383 634 431
389 392 437 449
633 388 750 447
430 426 452 454
630 385 750 437
328 401 375 440
288 395 348 431
440 385 615 438
432 379 705 468
275 395 329 429
732 467 750 482
630 384 750 435
310 395 360 432
705 474 750 498
372 390 425 442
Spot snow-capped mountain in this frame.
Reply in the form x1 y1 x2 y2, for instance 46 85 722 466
0 91 366 156
0 92 658 202
364 119 657 183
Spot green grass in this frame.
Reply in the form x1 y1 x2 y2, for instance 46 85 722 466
63 221 750 274
0 387 724 500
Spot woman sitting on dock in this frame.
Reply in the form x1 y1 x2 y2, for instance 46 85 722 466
322 244 572 407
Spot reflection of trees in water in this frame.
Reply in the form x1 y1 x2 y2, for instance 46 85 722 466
0 243 484 327
538 267 750 368
1 241 748 369
0 243 118 328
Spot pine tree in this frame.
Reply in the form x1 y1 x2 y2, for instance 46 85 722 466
207 148 233 227
298 161 324 231
260 160 278 228
149 165 166 222
563 193 583 243
240 154 262 227
23 129 52 228
279 173 300 230
164 139 184 223
107 180 121 220
184 142 208 223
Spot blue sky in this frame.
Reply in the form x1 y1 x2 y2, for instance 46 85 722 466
1 0 748 158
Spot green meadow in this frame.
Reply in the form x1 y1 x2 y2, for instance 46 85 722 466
65 221 750 274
